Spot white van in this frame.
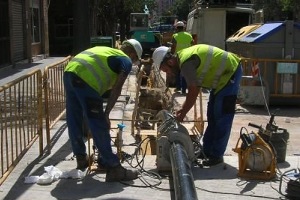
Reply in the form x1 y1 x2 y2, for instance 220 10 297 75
186 5 255 49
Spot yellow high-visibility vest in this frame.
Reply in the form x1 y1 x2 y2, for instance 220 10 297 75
178 44 241 93
173 32 193 52
65 46 128 95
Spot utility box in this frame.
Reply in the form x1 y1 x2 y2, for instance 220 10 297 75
226 22 299 58
226 20 300 105
226 24 262 43
90 36 113 48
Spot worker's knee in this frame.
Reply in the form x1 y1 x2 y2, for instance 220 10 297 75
86 98 104 119
222 95 237 114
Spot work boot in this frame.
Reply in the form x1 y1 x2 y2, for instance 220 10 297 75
197 150 208 160
105 164 139 182
174 88 181 93
202 157 224 167
76 154 89 170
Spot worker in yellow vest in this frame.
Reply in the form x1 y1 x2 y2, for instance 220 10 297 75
63 39 142 182
152 44 242 166
170 21 194 94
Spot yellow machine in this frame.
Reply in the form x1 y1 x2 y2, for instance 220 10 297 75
233 118 277 180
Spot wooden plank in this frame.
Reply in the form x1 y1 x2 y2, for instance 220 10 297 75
139 135 157 155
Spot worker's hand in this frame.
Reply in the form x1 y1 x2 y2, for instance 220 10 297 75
175 109 186 122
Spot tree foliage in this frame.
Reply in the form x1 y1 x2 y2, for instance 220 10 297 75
252 0 299 21
168 0 300 22
89 0 156 38
171 0 195 21
90 0 299 39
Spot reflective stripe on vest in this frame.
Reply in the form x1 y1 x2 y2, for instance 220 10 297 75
81 50 112 91
70 57 105 94
198 46 214 84
67 49 117 95
178 44 239 92
198 47 229 89
212 51 228 88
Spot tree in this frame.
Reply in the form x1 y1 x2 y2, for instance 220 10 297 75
280 0 300 20
170 0 300 22
73 0 90 54
172 0 194 21
89 0 156 42
251 0 300 21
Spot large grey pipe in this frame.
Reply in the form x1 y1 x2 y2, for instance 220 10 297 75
170 142 198 200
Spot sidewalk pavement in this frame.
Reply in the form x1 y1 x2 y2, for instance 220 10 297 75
0 57 300 200
0 57 65 86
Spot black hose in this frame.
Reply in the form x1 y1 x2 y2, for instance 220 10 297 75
170 142 198 200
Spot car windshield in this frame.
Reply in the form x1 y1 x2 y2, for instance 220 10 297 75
151 24 174 32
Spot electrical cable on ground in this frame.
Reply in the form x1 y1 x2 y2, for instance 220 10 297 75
114 135 172 190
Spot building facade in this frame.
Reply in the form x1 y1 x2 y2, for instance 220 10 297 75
0 0 49 69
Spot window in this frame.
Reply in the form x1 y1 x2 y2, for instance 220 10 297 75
246 33 261 38
30 0 40 43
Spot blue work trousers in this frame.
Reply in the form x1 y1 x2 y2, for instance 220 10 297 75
176 73 187 93
63 72 120 167
202 65 243 158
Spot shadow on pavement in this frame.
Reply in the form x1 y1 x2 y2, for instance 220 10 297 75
50 175 127 200
0 63 40 80
3 123 72 200
236 105 300 118
192 163 238 180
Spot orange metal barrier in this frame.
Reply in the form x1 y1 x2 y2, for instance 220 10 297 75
43 56 71 152
240 58 300 105
0 57 71 185
0 70 43 185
